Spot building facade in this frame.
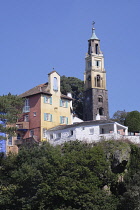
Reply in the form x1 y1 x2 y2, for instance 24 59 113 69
15 71 73 145
47 120 128 146
83 23 109 121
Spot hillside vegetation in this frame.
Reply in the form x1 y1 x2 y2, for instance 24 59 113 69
0 140 140 210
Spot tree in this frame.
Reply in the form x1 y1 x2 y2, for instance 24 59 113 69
124 111 140 133
111 110 127 125
0 141 119 209
0 93 23 139
61 76 84 119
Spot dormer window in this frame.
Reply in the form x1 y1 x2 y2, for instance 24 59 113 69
53 77 58 91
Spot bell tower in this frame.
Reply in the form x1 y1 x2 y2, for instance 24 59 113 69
83 22 109 121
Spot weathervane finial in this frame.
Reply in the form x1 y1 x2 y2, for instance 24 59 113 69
92 21 95 28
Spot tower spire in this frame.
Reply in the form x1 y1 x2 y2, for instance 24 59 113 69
90 21 99 40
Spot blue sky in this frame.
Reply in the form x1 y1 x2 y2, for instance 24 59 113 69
0 0 140 117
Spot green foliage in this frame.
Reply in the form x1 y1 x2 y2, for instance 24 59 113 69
0 93 23 138
112 110 127 125
124 111 140 132
60 76 84 119
118 144 140 210
0 141 119 209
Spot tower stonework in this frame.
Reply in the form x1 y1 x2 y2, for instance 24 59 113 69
83 23 109 121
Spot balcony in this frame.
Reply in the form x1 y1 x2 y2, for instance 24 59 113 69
15 138 23 145
15 137 39 146
16 121 29 130
23 106 30 113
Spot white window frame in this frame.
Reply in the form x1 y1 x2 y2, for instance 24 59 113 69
44 113 52 122
33 112 36 117
43 128 47 138
70 130 73 136
24 114 29 122
56 133 61 139
44 96 52 104
30 129 34 137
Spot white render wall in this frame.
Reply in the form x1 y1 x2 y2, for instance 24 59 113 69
47 122 129 146
48 124 118 146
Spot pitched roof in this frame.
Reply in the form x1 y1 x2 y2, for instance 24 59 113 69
19 83 73 100
18 83 52 98
47 120 118 131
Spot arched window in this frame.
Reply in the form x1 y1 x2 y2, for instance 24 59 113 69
97 75 101 87
53 77 58 91
95 44 98 54
99 107 103 115
98 95 103 103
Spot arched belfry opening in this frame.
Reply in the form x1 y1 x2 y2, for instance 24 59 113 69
95 75 101 87
98 95 103 103
99 107 104 116
97 75 101 87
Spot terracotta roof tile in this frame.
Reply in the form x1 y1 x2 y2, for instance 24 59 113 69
19 83 51 98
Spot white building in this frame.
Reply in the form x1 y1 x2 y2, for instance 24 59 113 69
47 120 128 146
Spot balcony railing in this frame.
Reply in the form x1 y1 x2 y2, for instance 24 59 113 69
23 106 30 113
16 121 29 130
15 136 39 146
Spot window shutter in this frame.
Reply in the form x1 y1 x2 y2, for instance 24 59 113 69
66 101 68 108
50 114 52 122
50 97 52 105
66 117 68 125
60 116 62 124
44 113 46 121
60 99 62 107
44 96 46 103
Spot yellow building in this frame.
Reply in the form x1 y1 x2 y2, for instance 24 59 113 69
16 71 73 143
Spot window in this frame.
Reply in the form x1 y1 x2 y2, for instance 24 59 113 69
8 136 12 145
89 128 94 135
44 113 52 122
44 96 52 104
30 129 34 137
95 44 98 54
101 128 104 134
50 134 53 140
70 130 73 136
33 112 36 117
53 77 58 91
25 98 29 106
97 75 101 87
98 95 103 102
95 60 100 67
99 107 103 115
24 115 29 122
43 128 47 138
60 99 68 108
56 133 61 138
23 98 30 113
60 116 68 124
17 133 21 140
